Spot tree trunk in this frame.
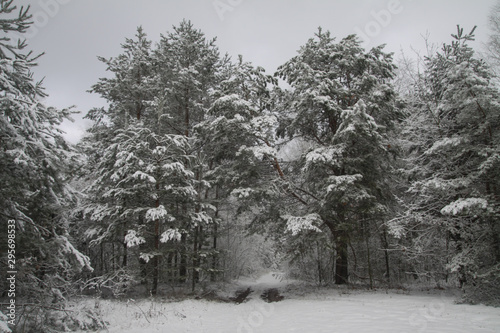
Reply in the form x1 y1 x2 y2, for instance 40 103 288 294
151 217 160 296
364 221 374 289
192 225 199 292
211 184 219 282
138 243 148 284
380 227 390 283
211 223 218 281
184 90 190 137
325 220 349 285
179 233 187 283
122 227 128 268
486 183 500 263
151 185 161 296
335 230 349 285
316 241 323 285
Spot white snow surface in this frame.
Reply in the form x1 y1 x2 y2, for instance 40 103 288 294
77 272 500 333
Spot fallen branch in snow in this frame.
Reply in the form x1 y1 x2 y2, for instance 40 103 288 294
229 288 253 304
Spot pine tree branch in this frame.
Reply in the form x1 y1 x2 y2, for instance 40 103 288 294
258 136 308 206
295 187 321 202
466 83 494 142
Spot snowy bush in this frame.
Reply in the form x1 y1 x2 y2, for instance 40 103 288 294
81 268 138 299
461 265 500 306
0 311 11 333
14 302 107 333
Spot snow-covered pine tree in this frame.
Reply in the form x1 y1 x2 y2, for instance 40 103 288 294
203 56 280 195
0 0 91 324
391 26 500 302
275 29 399 285
194 55 281 278
152 19 222 137
82 22 224 293
87 26 153 126
151 20 223 288
82 119 197 296
79 27 155 292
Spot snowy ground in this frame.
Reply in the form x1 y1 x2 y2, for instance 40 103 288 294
74 272 500 333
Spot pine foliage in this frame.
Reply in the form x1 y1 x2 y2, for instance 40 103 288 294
0 1 92 330
391 26 500 303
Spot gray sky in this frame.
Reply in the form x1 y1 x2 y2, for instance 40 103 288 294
14 0 497 143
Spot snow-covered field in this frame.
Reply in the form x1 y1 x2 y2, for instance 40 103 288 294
76 273 500 333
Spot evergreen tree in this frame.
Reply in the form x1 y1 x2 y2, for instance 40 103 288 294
82 119 197 295
152 19 222 137
0 0 91 324
275 29 399 284
87 26 153 126
151 20 223 288
391 26 500 301
80 27 155 292
194 55 280 279
81 21 224 293
196 55 278 208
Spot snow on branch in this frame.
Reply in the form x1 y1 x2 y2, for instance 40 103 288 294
125 230 146 247
479 152 500 176
55 236 93 273
162 161 195 178
250 113 278 135
441 198 488 216
163 134 190 149
425 136 464 155
145 205 168 222
304 146 343 168
231 188 254 198
132 171 156 184
139 253 155 263
160 228 182 243
237 145 277 160
386 216 406 239
85 204 109 222
201 202 217 212
283 213 323 236
411 177 472 193
212 93 253 114
191 211 213 225
326 174 362 194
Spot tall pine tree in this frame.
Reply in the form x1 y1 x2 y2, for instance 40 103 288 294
391 27 500 302
275 29 399 284
0 0 91 319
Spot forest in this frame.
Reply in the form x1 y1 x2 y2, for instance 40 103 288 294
1 0 500 331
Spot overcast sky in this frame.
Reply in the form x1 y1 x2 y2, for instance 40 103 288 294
13 0 498 143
